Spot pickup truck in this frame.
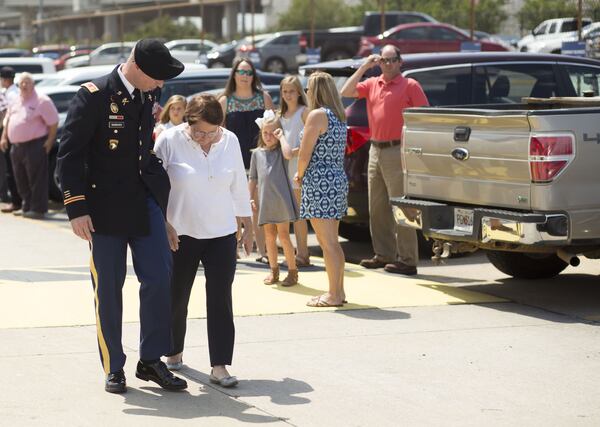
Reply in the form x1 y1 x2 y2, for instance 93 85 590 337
518 17 592 54
390 97 600 279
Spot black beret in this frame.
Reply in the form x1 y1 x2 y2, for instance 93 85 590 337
134 39 184 80
0 66 15 78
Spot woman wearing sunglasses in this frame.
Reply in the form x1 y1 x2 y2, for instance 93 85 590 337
219 58 274 264
154 94 253 387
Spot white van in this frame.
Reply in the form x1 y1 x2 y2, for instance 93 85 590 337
0 57 56 74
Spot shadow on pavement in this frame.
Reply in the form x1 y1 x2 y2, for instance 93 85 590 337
335 308 411 320
462 274 600 324
121 386 282 422
183 367 313 405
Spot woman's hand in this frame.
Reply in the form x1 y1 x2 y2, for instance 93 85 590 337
166 221 179 251
293 172 302 184
239 217 254 256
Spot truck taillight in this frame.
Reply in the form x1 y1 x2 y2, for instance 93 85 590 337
346 126 370 155
299 35 307 49
529 134 575 183
360 37 375 50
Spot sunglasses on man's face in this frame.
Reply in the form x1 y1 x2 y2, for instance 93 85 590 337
236 69 254 76
380 57 401 65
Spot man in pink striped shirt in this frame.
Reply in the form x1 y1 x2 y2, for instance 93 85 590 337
0 73 59 219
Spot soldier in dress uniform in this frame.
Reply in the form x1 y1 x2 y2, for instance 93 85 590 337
57 39 187 394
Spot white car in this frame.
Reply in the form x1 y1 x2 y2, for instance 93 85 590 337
0 57 56 74
165 39 217 63
65 42 137 68
518 17 593 53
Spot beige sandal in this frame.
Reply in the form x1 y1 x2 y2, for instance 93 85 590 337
263 267 279 285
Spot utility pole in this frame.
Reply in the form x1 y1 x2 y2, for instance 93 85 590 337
470 0 475 40
250 0 255 47
578 0 583 40
240 0 246 37
310 0 315 48
200 0 205 47
37 0 44 44
380 0 385 35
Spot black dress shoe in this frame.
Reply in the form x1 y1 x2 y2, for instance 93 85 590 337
105 369 127 393
135 360 187 390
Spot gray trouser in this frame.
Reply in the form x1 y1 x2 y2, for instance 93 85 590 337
367 143 418 266
10 136 48 213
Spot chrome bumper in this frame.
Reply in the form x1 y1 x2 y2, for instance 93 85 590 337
390 197 569 246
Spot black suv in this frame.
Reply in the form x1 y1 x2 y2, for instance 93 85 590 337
301 52 600 241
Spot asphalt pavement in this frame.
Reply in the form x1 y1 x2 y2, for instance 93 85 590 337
1 208 600 426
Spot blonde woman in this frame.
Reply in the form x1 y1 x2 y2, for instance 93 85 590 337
295 72 348 307
154 95 186 138
279 75 311 267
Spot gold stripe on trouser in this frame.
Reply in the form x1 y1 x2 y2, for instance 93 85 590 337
90 250 111 375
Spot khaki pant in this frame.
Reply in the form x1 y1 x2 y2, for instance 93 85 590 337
367 143 418 266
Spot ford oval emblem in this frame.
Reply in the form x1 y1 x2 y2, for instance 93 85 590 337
451 148 470 161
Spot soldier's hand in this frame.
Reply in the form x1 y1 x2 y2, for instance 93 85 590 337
166 221 179 251
70 215 95 241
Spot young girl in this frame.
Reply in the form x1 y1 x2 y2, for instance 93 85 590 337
154 95 187 138
279 75 311 267
248 110 299 286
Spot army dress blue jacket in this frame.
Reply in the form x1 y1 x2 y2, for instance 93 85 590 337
57 66 170 236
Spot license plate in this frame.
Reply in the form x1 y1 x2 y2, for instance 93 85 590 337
454 208 474 233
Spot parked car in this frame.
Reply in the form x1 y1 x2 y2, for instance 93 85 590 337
361 10 437 36
0 48 31 57
199 34 273 68
32 44 71 60
359 22 509 56
165 38 218 63
0 57 56 74
54 49 93 71
65 42 137 68
301 51 600 241
518 17 592 53
393 97 600 279
239 31 305 73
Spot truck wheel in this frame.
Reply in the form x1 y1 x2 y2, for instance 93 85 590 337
265 58 286 74
210 61 226 68
485 250 568 279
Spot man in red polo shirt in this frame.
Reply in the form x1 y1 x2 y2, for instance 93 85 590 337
341 44 429 275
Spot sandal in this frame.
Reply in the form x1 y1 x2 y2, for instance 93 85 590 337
306 295 344 307
255 255 269 264
295 255 312 268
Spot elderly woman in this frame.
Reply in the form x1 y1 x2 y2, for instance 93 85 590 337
154 94 253 387
295 72 349 307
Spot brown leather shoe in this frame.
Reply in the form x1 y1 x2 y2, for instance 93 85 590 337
359 256 388 269
281 269 298 287
1 204 21 213
384 262 417 276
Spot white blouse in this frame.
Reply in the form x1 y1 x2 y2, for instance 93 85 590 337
154 124 252 239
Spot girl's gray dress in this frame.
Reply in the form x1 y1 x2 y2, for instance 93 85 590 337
249 147 299 226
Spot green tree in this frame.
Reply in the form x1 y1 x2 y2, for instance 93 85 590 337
517 0 578 32
277 0 355 30
124 15 201 41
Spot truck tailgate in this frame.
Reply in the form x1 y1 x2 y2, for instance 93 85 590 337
402 108 532 210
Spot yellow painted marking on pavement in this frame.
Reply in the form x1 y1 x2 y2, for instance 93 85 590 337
0 257 505 329
90 254 111 375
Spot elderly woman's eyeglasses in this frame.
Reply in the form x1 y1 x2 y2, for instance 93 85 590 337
235 69 254 76
190 127 220 139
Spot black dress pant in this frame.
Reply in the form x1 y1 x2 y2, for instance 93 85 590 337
4 144 21 207
168 233 237 366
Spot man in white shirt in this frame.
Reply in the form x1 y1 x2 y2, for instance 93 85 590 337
0 66 20 211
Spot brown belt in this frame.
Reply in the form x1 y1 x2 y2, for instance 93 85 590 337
370 139 401 149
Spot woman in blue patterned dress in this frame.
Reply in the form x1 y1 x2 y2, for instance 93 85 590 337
295 71 348 307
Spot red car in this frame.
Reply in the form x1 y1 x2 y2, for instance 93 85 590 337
358 22 508 56
54 49 93 71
